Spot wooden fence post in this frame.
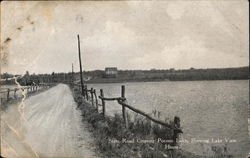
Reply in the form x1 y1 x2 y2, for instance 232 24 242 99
173 116 181 146
91 88 94 106
83 85 86 99
100 89 105 116
85 85 89 100
121 85 128 128
79 84 81 95
7 89 10 101
94 89 98 112
85 85 86 99
14 88 17 98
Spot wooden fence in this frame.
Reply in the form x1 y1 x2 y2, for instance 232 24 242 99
0 83 54 105
74 83 183 145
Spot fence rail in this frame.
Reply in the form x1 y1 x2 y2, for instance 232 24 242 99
73 83 183 145
0 83 54 104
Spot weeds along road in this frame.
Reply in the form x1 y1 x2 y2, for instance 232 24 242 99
1 84 99 158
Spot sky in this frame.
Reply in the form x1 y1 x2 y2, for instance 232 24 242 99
1 1 249 75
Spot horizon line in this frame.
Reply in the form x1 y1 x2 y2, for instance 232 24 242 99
1 65 249 76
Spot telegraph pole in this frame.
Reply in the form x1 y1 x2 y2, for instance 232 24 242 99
77 35 84 96
72 63 74 83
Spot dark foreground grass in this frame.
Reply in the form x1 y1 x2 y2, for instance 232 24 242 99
71 85 220 158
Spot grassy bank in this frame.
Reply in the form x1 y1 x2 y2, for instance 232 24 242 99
71 85 203 158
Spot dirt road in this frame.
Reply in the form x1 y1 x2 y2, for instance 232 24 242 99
1 84 99 158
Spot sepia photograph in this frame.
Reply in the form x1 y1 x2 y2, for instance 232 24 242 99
0 1 249 158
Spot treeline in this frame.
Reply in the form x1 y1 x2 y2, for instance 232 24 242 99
1 67 249 85
0 71 73 85
85 66 249 83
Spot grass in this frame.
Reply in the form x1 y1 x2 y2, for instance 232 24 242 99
71 85 229 158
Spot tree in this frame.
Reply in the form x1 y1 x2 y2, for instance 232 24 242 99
23 71 31 85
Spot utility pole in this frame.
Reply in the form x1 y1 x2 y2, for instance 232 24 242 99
72 63 74 83
77 34 84 96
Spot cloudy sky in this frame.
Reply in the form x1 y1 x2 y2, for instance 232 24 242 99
1 1 249 74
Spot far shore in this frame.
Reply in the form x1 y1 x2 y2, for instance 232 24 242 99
1 78 248 86
85 78 248 84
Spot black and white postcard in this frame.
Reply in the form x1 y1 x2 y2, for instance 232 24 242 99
0 1 249 158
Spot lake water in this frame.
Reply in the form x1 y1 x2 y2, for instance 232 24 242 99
88 80 249 158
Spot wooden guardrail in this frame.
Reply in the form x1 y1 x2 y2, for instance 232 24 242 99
0 83 54 104
74 83 183 145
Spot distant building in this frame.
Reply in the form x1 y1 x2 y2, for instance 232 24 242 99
105 67 118 78
170 68 175 72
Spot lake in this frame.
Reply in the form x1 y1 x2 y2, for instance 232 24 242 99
88 80 249 158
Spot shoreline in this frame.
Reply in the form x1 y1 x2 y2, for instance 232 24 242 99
1 79 248 86
70 84 204 158
85 78 248 84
